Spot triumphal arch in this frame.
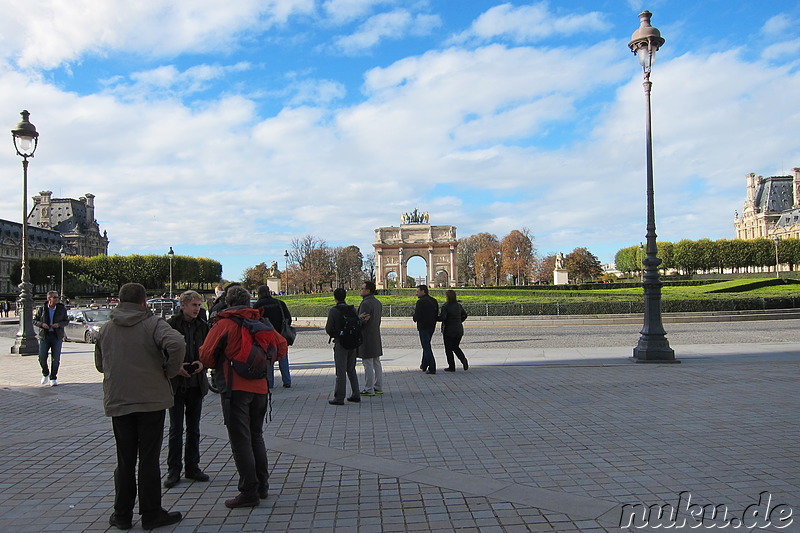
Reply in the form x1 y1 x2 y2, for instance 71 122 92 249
374 210 458 289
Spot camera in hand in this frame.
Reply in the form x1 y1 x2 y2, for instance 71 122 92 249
185 362 199 374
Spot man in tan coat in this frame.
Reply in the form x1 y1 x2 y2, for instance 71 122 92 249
95 283 187 530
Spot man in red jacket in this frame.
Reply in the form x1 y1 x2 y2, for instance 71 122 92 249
199 286 287 508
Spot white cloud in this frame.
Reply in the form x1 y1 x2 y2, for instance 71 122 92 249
0 0 314 69
102 62 252 101
322 0 395 24
449 2 610 45
332 9 441 54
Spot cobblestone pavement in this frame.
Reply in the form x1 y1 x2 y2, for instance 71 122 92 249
1 327 798 532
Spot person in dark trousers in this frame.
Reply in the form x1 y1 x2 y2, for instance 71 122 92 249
358 280 383 395
33 291 69 386
199 286 288 509
95 283 186 530
325 288 361 405
164 290 211 489
412 284 439 374
253 285 292 388
439 289 469 372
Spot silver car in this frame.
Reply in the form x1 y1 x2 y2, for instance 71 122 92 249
65 308 112 343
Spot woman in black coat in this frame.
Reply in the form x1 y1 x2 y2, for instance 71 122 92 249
438 289 468 372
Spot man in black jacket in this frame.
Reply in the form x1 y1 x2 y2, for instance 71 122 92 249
412 284 439 374
253 285 292 388
164 290 210 489
33 291 69 386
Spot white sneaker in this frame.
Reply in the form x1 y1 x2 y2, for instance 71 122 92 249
40 375 49 385
49 379 58 387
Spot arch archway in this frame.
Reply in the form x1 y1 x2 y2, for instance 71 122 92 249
373 216 458 289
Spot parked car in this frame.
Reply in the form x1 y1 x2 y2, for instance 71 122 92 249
65 308 112 343
147 298 179 317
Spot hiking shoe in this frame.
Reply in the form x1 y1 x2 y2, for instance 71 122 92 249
163 472 180 488
108 513 132 530
225 494 259 508
185 470 209 482
141 509 182 530
360 390 375 396
40 375 49 385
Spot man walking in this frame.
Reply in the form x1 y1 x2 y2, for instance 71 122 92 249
253 285 292 389
358 281 383 395
33 290 69 386
199 286 287 508
95 283 186 530
412 284 439 374
325 288 361 405
164 290 211 489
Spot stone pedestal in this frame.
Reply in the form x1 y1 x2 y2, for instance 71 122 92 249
553 269 569 285
266 277 282 294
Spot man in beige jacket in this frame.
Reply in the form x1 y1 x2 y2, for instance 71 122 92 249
95 282 187 530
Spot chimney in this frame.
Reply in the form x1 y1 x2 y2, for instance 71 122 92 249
793 168 800 208
746 173 757 203
84 193 96 228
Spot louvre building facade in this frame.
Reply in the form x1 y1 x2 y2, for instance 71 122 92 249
734 168 800 240
1 191 109 295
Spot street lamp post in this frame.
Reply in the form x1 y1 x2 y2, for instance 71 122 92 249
167 246 175 299
284 250 289 295
629 12 677 363
11 110 40 355
495 251 501 286
59 246 66 299
773 236 780 279
515 247 521 286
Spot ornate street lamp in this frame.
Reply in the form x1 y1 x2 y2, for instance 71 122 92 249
773 236 780 279
59 245 66 299
10 110 40 355
629 12 678 363
167 246 175 299
283 249 289 295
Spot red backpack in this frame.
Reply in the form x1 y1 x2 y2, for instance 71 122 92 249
223 316 278 380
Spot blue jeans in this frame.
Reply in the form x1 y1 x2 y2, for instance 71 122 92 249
418 329 436 372
38 334 63 380
267 355 291 389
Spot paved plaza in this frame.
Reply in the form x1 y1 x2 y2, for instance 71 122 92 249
0 320 798 532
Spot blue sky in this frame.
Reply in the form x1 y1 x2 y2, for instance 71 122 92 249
1 0 799 281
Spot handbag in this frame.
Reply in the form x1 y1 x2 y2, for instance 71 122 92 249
278 304 297 346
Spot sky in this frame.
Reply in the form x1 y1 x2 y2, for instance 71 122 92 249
1 0 799 282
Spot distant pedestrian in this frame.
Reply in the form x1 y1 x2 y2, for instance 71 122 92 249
1 300 8 317
199 286 287 508
358 280 383 395
439 290 469 372
253 285 293 389
33 291 69 386
164 290 210 489
95 282 186 531
412 284 439 374
325 288 361 405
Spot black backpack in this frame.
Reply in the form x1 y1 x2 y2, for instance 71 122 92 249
336 304 362 350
